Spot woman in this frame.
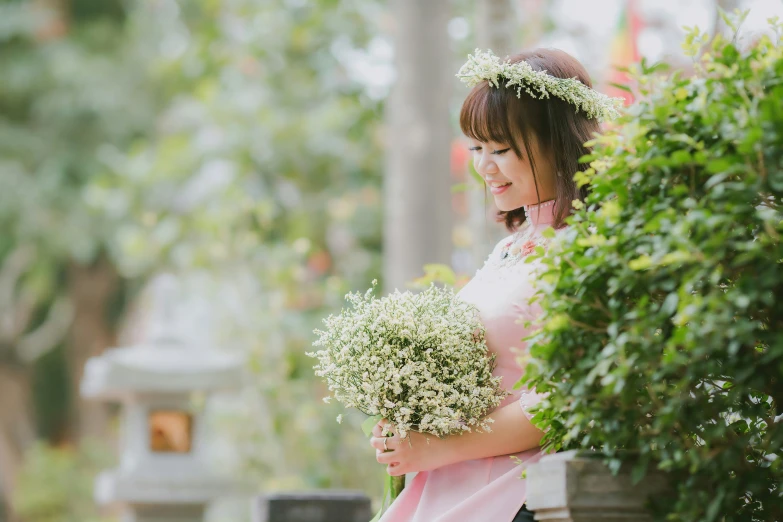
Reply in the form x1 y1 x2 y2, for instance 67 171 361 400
368 48 620 522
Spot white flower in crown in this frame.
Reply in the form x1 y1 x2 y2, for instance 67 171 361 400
457 49 624 121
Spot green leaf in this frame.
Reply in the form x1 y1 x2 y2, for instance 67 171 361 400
608 82 632 94
705 489 726 522
361 415 383 438
411 263 457 288
468 161 484 186
660 293 679 315
630 459 649 485
706 158 732 174
628 255 652 271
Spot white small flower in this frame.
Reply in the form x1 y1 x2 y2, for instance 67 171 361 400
308 283 507 439
456 49 624 121
336 414 343 424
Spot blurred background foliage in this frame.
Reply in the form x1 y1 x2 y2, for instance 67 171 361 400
13 442 111 522
103 0 393 491
1 0 393 517
1 3 154 520
2 0 782 521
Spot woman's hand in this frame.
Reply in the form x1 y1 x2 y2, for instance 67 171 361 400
367 404 544 476
369 420 451 476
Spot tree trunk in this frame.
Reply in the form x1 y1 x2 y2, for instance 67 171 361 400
476 0 516 58
65 255 120 443
0 366 35 522
383 0 452 292
467 0 521 271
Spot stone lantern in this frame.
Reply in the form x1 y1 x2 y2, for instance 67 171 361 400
81 281 243 522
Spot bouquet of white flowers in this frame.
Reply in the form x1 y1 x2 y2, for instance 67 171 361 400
308 280 507 516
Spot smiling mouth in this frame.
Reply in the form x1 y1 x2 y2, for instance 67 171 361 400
488 182 512 188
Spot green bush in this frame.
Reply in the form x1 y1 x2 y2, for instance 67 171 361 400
519 20 783 522
13 442 112 522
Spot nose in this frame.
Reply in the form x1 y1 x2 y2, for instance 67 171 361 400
474 150 498 178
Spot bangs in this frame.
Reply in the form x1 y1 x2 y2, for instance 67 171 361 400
459 83 516 147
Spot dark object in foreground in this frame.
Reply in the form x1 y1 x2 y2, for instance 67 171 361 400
253 491 372 522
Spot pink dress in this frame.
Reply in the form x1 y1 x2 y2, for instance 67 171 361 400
379 201 561 522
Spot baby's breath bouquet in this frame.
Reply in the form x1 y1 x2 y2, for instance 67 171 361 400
308 280 506 516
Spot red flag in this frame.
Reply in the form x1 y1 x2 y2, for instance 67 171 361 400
605 0 643 105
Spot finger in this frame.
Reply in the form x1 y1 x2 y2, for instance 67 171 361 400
380 420 395 436
369 437 388 451
385 436 399 451
372 419 391 437
376 449 400 465
376 450 399 465
387 463 405 476
377 435 400 452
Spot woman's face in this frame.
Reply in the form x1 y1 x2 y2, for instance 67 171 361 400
469 137 556 211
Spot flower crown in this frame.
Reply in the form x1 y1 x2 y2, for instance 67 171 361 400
457 49 623 121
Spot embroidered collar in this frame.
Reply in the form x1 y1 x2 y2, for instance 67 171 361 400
523 199 556 226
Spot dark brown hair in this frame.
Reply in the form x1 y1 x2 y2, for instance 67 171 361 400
459 48 601 231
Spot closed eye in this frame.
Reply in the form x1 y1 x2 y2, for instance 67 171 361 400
468 146 511 155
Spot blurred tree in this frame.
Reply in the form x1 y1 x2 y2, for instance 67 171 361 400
476 0 515 58
0 0 499 512
89 0 389 495
383 0 453 292
0 0 156 516
467 0 521 270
